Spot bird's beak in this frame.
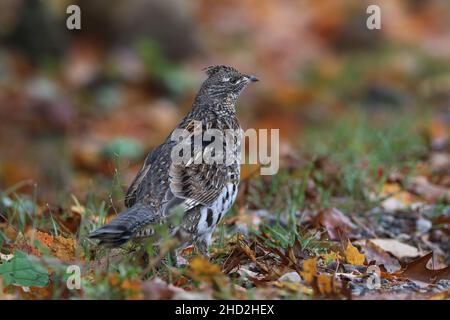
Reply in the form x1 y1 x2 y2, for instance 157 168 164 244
247 75 259 82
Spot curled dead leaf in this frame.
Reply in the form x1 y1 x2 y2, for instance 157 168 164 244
359 240 401 273
315 208 356 240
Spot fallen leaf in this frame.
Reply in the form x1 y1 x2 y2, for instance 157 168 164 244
432 215 450 235
189 257 223 280
180 245 194 256
273 280 314 295
0 251 49 287
33 231 78 262
428 289 450 300
429 115 449 150
368 239 420 260
401 252 450 284
344 241 365 266
142 277 190 300
0 223 18 241
120 278 143 300
108 274 143 300
320 251 341 264
359 240 401 273
379 183 418 212
300 258 317 284
316 274 333 295
315 208 356 240
430 152 450 171
407 176 450 202
381 182 402 195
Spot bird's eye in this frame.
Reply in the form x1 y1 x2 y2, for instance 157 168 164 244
229 76 240 85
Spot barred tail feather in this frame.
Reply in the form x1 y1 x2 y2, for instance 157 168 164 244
88 203 157 247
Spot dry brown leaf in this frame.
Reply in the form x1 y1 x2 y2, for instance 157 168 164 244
53 206 82 233
141 277 186 300
16 283 54 300
407 176 450 202
360 240 401 273
315 208 356 240
401 252 450 284
344 241 365 266
0 223 18 241
368 239 420 260
238 241 270 274
433 215 450 235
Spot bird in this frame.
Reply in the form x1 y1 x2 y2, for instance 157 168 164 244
89 65 258 257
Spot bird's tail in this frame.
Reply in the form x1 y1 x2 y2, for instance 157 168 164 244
88 203 157 247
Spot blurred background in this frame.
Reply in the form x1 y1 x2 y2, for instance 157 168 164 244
0 0 449 207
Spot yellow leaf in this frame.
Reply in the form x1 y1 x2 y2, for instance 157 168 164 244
274 281 314 295
320 251 341 263
345 241 365 266
381 183 402 195
300 258 317 284
189 257 222 279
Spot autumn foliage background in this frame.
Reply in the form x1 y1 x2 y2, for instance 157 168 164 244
0 0 449 300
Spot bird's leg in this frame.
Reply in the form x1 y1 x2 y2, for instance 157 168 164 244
105 248 111 271
196 233 212 259
168 247 189 267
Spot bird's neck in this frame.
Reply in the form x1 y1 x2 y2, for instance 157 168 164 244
194 91 238 116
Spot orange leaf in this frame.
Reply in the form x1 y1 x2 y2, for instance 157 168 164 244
317 274 333 295
300 258 317 284
32 231 79 262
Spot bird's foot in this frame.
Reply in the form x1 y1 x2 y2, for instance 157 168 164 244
195 240 211 260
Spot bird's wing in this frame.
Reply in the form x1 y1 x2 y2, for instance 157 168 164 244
126 116 239 214
167 118 235 211
169 162 229 211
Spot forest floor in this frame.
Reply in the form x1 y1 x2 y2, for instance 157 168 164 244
1 108 449 300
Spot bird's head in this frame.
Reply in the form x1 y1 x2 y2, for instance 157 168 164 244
199 65 258 104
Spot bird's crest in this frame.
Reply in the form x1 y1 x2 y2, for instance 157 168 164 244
203 65 239 77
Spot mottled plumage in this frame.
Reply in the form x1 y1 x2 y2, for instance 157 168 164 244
89 65 257 256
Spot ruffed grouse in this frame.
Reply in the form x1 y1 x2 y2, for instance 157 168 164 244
89 65 258 256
